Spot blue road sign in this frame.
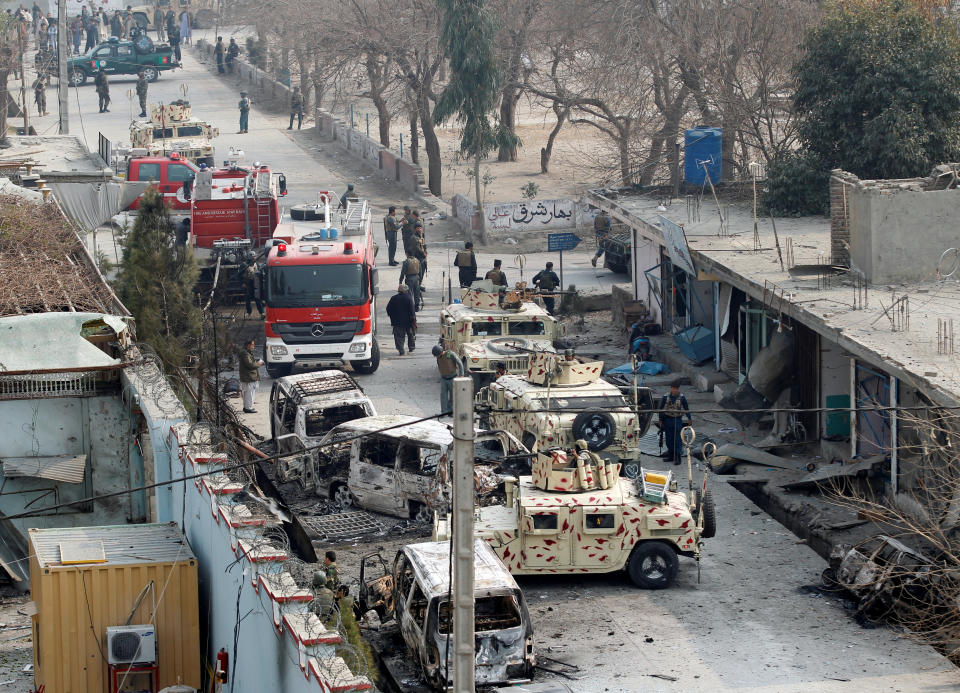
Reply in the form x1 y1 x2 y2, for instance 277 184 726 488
548 232 582 252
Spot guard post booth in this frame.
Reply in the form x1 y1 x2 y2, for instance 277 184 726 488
29 523 201 693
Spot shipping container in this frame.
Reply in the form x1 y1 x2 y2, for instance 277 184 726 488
29 523 201 693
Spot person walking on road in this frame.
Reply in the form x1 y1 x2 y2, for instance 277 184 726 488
238 339 263 413
94 68 110 113
288 85 304 129
226 37 239 74
135 70 148 118
454 241 477 288
658 381 691 464
84 17 97 51
178 10 190 45
168 23 181 62
32 74 46 116
591 209 612 267
383 205 399 265
413 221 427 284
433 341 465 415
386 285 416 355
399 250 422 311
532 261 560 314
153 6 164 40
109 10 122 38
401 206 416 255
238 90 250 133
214 36 225 74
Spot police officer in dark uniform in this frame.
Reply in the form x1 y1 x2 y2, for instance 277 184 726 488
658 381 691 464
454 241 477 288
288 86 304 130
485 259 508 287
532 261 560 314
383 205 400 265
399 250 422 311
214 35 225 73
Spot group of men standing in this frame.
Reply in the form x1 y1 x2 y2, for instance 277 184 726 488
381 206 429 311
213 36 240 75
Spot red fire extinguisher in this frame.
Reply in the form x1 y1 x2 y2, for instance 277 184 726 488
216 648 229 683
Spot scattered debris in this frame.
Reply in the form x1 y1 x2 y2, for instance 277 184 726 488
781 456 886 490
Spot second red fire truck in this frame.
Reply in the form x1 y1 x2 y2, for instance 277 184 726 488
262 198 380 377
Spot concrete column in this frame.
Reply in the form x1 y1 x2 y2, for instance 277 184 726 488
850 357 857 458
451 376 475 693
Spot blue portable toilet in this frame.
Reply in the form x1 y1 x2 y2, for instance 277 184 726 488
684 127 722 185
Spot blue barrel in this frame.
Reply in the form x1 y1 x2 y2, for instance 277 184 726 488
318 227 329 239
684 127 722 185
328 227 339 239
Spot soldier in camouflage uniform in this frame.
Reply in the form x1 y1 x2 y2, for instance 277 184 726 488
94 68 110 113
135 71 148 118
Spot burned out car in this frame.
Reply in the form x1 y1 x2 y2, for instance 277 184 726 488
826 535 960 621
277 415 522 520
269 370 376 457
355 540 535 689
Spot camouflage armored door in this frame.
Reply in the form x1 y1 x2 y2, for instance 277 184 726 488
573 506 623 568
520 508 571 568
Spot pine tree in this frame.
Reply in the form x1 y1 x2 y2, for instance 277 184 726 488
115 187 200 367
433 0 517 240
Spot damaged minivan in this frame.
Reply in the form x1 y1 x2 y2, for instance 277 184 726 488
387 540 535 689
294 415 522 520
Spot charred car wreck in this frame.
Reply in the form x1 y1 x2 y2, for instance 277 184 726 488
355 540 536 689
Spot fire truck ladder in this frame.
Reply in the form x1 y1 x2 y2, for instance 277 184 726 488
342 200 367 236
254 197 273 237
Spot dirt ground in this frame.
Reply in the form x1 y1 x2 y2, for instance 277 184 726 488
0 587 35 693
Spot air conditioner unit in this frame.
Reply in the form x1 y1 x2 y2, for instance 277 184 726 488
106 624 157 665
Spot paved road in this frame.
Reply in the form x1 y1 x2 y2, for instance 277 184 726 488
26 40 960 692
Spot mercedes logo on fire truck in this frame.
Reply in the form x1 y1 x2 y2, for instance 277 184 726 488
310 323 325 337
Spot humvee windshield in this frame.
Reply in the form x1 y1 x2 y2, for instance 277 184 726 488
472 322 503 337
177 125 204 137
532 395 627 410
508 321 546 336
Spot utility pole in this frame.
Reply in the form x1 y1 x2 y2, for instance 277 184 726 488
451 376 475 693
57 0 68 133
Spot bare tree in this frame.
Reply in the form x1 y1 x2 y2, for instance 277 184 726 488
822 408 960 662
492 0 541 162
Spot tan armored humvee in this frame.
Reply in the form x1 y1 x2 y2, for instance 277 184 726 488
440 283 564 388
130 101 219 166
475 351 654 478
436 446 714 588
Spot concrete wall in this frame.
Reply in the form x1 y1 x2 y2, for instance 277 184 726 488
849 185 960 283
164 423 372 693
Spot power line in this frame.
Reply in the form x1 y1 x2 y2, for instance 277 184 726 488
1 411 450 522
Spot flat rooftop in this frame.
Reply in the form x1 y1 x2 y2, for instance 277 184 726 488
594 189 960 405
0 135 106 174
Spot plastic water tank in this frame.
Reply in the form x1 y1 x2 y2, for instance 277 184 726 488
684 127 722 185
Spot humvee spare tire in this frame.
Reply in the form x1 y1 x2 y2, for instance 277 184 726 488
571 410 616 451
487 337 530 355
693 488 716 539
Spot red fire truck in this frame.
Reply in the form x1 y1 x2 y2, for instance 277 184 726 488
189 161 287 296
263 199 380 377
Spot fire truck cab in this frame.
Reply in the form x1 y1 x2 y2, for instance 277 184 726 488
263 199 380 378
125 153 198 212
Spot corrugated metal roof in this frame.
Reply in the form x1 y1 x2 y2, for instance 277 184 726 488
29 523 195 569
3 454 87 483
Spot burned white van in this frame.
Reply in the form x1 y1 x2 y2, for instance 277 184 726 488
393 540 535 689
